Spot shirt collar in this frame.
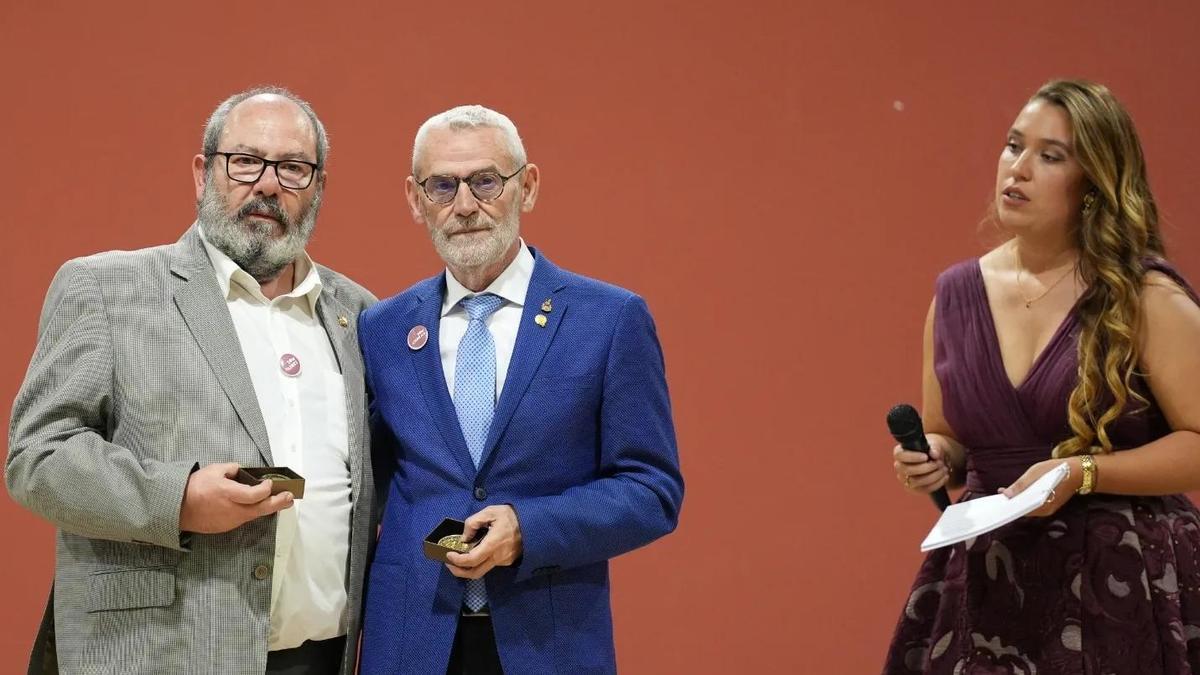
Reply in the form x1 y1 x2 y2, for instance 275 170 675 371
198 224 324 315
442 239 535 317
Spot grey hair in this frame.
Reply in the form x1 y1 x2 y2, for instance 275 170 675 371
201 85 329 169
412 105 526 174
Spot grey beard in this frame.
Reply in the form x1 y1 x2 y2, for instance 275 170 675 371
430 210 519 270
197 181 320 281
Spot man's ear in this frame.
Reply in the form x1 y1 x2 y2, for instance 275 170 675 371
405 176 426 224
519 163 540 213
192 154 208 201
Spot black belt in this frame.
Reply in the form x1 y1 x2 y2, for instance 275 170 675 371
266 635 346 674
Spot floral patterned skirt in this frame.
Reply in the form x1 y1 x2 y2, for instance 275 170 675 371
883 493 1200 674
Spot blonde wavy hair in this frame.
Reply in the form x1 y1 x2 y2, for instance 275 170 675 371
1029 80 1165 458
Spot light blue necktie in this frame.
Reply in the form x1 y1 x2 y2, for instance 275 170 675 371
453 293 505 612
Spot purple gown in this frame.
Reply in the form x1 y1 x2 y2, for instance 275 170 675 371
884 258 1200 674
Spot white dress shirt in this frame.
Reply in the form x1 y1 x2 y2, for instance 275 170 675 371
440 241 536 399
199 227 351 651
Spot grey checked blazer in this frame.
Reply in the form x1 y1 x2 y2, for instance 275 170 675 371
7 225 378 675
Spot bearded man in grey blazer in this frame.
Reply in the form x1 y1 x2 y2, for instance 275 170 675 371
6 86 377 675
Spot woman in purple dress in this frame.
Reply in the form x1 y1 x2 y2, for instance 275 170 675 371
885 80 1200 674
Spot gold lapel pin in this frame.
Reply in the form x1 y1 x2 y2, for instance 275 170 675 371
338 315 349 327
535 314 548 327
541 298 553 313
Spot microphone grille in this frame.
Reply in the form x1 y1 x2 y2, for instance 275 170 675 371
886 403 922 438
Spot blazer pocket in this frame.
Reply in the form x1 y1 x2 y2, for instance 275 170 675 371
540 374 600 392
86 567 176 613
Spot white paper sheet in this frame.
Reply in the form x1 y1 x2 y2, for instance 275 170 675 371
919 462 1070 552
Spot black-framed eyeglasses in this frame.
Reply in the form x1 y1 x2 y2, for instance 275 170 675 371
415 164 527 204
206 152 321 190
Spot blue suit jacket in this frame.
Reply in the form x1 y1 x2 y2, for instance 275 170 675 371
358 249 684 675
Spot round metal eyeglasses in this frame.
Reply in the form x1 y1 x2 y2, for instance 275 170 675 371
415 165 527 204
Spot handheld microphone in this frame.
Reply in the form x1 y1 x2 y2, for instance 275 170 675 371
887 403 951 511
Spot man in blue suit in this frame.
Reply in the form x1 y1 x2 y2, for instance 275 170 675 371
358 105 684 674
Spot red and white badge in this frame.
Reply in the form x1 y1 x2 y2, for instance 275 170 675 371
279 353 302 377
407 325 429 351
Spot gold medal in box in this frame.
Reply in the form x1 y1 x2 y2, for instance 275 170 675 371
236 466 306 499
435 534 476 554
423 518 490 562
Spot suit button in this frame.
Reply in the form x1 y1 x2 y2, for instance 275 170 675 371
253 564 270 580
474 487 487 501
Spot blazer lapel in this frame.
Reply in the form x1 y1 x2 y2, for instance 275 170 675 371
170 227 273 465
315 289 364 494
406 278 478 479
480 252 567 467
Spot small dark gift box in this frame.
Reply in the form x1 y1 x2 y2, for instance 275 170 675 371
422 518 488 563
236 467 305 499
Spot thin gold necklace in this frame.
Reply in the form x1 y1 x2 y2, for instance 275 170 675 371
1012 245 1078 309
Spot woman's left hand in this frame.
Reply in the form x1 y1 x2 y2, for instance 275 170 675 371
1001 458 1083 517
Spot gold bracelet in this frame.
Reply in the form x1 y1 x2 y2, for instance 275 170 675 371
1076 455 1097 495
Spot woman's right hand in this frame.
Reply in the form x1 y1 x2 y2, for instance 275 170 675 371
893 435 954 495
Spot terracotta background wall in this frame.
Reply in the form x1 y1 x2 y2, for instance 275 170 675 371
2 2 1198 672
